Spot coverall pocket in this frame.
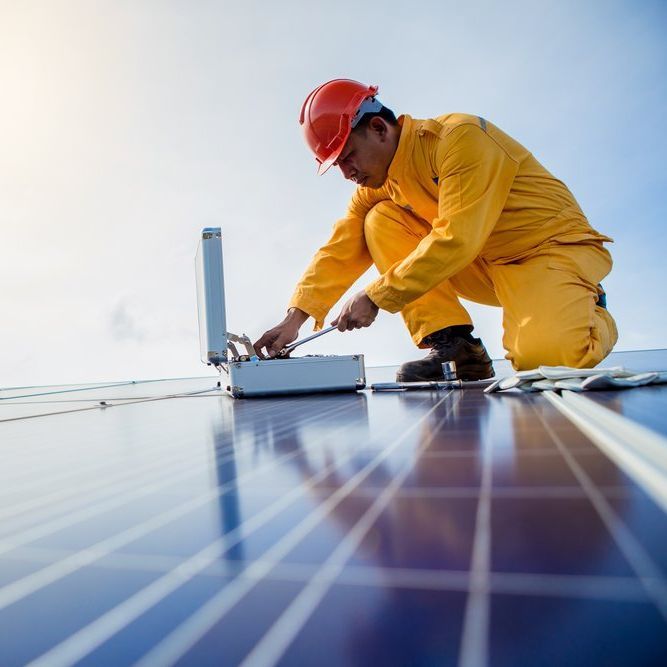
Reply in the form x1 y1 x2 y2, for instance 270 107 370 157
545 241 612 287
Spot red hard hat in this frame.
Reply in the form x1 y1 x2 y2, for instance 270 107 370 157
299 79 380 175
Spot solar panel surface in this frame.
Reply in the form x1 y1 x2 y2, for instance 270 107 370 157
1 351 666 666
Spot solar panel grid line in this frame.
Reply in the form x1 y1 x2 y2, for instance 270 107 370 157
237 392 464 667
0 428 227 517
485 571 652 602
543 391 667 515
533 401 667 622
0 448 211 526
0 444 145 491
0 396 368 612
7 544 654 603
24 395 432 667
419 446 554 458
239 560 650 599
4 433 96 467
0 423 164 474
319 566 649 602
246 562 652 603
9 544 194 576
0 394 349 533
0 410 115 454
457 411 493 667
347 485 482 498
350 485 616 499
0 447 250 557
0 388 288 466
0 394 345 518
0 392 306 505
133 393 452 667
2 390 361 515
0 457 235 535
253 560 471 591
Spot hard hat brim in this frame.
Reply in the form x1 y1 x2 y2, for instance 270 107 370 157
316 150 343 175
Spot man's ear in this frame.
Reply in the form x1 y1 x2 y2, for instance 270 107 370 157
368 116 387 138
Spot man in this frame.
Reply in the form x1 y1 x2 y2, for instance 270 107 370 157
254 79 617 380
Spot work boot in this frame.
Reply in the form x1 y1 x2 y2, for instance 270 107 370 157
596 283 607 309
396 325 495 382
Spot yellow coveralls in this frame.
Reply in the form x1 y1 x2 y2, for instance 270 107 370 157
289 114 617 370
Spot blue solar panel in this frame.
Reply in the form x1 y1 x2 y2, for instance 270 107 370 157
1 352 666 666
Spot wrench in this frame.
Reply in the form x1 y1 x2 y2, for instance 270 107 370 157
277 325 338 358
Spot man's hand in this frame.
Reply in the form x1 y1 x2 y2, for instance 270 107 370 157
253 308 308 359
332 290 379 331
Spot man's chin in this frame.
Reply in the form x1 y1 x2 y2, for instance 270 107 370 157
363 176 383 190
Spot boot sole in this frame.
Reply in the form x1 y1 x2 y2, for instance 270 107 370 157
396 363 495 383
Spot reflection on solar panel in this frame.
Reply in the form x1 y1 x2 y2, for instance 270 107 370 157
1 351 666 666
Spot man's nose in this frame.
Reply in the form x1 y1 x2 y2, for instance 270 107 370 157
339 162 356 181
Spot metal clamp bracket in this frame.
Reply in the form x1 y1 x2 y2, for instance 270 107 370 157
227 332 255 361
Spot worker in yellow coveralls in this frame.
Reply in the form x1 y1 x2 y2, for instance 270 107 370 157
254 79 618 380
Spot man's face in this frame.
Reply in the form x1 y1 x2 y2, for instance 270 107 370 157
335 118 395 189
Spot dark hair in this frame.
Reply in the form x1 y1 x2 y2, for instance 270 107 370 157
353 105 398 132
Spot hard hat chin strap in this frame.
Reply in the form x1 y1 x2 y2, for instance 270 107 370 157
351 97 383 128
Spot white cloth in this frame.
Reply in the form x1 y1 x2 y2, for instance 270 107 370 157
484 366 667 393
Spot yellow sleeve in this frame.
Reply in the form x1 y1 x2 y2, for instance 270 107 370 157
289 187 388 329
365 124 519 313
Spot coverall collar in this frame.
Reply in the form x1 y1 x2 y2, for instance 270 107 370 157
386 114 416 184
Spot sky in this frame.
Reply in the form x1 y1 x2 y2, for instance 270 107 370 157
1 0 666 387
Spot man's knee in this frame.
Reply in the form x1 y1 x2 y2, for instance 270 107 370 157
509 323 608 371
363 201 404 242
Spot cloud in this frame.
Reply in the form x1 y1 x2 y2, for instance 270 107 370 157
109 301 146 343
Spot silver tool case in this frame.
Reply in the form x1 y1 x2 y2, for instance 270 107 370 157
195 227 366 398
